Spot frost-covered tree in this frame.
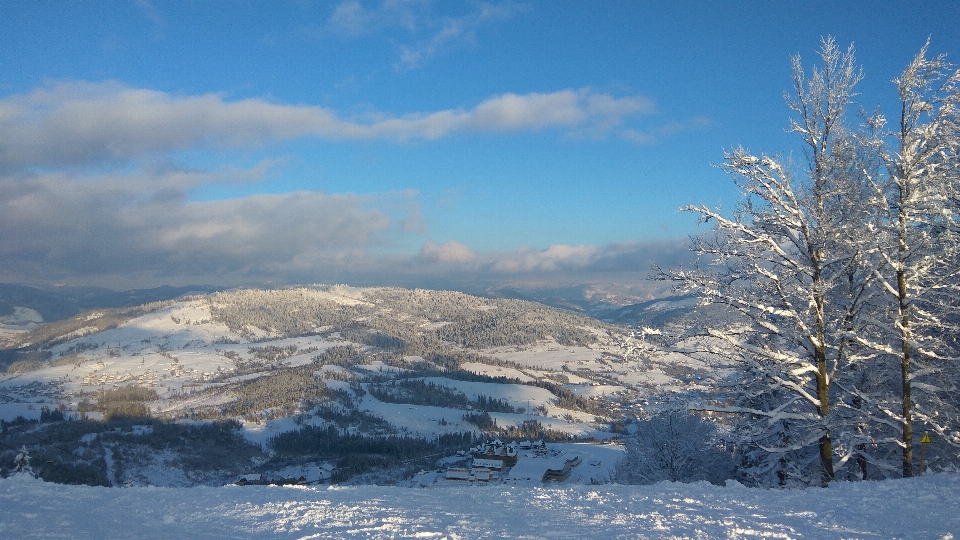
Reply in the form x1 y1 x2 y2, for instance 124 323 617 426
665 38 960 485
858 41 960 477
665 38 872 487
13 445 34 477
615 410 734 485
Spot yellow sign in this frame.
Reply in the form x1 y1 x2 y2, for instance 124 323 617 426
921 433 931 444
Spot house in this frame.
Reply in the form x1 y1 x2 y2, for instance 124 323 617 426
445 467 471 480
542 456 582 483
472 468 493 481
472 457 504 470
446 465 497 482
235 474 267 486
472 441 518 465
318 464 337 482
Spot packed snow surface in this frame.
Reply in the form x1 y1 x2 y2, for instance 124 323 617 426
1 473 957 539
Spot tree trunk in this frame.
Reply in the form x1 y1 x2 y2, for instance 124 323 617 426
819 431 835 487
813 267 835 486
898 238 913 478
816 349 835 486
901 327 913 477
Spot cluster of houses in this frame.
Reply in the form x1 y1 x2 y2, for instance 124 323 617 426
234 439 588 487
445 439 551 483
234 464 335 486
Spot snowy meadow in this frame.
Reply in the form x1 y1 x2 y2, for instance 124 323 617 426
2 473 958 539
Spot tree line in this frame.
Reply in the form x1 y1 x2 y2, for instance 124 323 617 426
662 37 960 487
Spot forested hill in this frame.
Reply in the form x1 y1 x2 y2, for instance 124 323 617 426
205 286 614 349
2 285 673 487
4 285 618 356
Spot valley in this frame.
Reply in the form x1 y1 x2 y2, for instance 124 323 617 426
0 285 722 487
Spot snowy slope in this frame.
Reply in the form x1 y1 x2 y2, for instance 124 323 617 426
1 287 672 426
1 473 957 539
1 287 720 420
0 286 735 488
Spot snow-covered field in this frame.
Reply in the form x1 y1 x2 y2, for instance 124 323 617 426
2 473 957 539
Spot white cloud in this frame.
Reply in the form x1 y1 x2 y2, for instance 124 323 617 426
490 244 598 273
0 168 410 284
328 0 424 37
620 116 712 144
326 1 523 70
0 81 339 168
329 1 374 36
0 79 686 288
134 0 165 31
395 2 522 70
419 239 477 263
413 239 691 277
0 82 657 168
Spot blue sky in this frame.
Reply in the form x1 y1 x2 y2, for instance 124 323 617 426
1 1 959 293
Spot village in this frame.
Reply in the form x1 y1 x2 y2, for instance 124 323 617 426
410 439 623 488
232 439 624 488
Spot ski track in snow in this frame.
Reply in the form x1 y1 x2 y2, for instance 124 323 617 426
1 474 957 539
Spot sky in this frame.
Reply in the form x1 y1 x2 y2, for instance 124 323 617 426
1 1 959 293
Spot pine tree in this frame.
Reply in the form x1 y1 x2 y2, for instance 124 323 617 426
13 445 34 477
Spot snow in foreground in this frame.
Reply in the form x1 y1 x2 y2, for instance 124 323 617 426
1 474 957 539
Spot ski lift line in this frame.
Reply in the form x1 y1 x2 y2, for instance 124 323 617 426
2 423 122 478
400 452 443 464
1 422 83 459
0 438 31 455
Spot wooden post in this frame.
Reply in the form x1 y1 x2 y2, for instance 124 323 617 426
918 432 930 476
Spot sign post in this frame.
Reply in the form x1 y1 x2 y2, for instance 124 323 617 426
918 432 931 476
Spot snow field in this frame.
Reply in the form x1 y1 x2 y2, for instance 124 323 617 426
2 473 958 539
353 390 600 440
358 397 483 438
0 307 44 329
417 377 558 413
485 342 613 372
458 362 538 383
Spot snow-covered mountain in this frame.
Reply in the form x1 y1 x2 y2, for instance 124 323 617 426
0 285 727 487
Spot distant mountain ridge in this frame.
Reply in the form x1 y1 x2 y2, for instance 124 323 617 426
484 284 700 328
0 283 222 323
1 281 698 329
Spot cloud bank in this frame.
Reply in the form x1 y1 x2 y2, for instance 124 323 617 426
0 164 689 288
0 80 687 290
0 82 656 169
0 168 406 285
417 239 690 277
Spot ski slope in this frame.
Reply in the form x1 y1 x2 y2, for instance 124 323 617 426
1 473 957 539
